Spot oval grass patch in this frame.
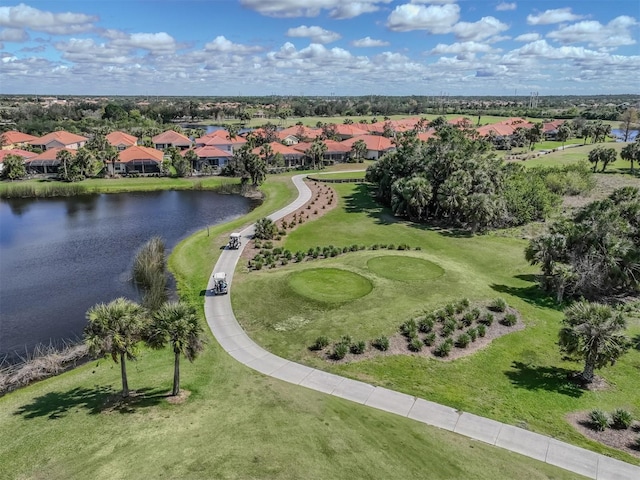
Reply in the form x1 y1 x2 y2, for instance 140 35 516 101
367 256 444 282
288 268 373 304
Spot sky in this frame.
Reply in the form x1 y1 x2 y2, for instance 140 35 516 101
0 0 639 96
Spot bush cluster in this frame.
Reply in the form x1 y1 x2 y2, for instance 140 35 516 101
588 408 635 432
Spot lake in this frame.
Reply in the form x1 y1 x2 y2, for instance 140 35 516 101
0 190 255 361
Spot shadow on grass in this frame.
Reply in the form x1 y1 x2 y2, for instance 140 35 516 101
14 385 169 419
342 183 474 238
505 361 585 398
632 334 640 351
491 282 561 310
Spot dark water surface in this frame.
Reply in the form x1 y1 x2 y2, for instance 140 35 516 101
0 190 255 360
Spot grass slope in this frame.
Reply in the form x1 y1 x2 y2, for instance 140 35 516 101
0 175 585 480
232 182 640 465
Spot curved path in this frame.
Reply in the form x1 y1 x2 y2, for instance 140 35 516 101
204 174 639 480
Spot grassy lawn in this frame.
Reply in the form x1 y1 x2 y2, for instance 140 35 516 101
312 170 367 180
521 142 636 175
0 174 587 480
232 182 640 465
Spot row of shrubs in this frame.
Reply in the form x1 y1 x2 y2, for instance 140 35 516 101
589 408 636 432
248 242 420 271
310 335 391 360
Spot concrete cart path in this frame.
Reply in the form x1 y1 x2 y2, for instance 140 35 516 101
204 174 640 480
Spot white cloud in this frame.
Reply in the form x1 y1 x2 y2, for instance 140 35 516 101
451 16 509 42
547 16 637 48
527 8 583 26
204 35 263 53
496 2 516 11
109 32 177 55
239 0 391 19
55 38 130 64
0 3 96 35
386 3 460 32
0 28 29 42
514 33 540 42
429 41 496 55
352 36 389 47
286 25 341 44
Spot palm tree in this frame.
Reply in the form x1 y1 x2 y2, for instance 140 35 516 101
104 146 120 176
559 301 630 383
557 124 571 149
620 139 640 174
350 139 367 162
56 149 73 180
85 298 145 398
305 139 327 169
147 301 204 396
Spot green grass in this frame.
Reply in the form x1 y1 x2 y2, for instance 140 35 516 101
522 142 636 175
313 170 368 180
0 174 587 480
367 255 444 282
288 268 373 304
232 182 640 466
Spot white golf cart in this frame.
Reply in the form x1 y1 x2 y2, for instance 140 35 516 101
212 272 228 295
228 232 241 249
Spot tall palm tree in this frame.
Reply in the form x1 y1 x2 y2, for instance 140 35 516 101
85 298 145 398
620 139 640 174
147 301 204 396
55 149 73 180
305 139 327 169
350 139 367 163
559 301 630 383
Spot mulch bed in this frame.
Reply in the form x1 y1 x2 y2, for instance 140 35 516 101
567 411 640 458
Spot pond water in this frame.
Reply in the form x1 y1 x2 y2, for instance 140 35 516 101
611 128 638 142
0 190 256 361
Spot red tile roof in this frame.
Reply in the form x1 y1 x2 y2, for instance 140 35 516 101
278 125 322 140
1 130 38 145
183 146 232 159
197 135 246 147
30 130 88 147
26 147 75 162
0 149 37 162
354 122 385 134
118 146 164 163
334 124 369 137
292 140 351 154
341 135 394 151
106 131 138 147
152 130 191 146
252 142 303 157
417 130 437 142
477 123 516 137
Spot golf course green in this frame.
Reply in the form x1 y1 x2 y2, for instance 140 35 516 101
366 255 444 282
288 268 373 304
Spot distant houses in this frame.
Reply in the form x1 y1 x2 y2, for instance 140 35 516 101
29 130 88 151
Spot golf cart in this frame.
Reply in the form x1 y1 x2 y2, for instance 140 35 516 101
228 232 241 249
212 272 228 295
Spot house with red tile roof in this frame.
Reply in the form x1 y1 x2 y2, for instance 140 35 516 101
152 130 192 151
341 135 395 159
106 131 138 150
0 149 37 173
293 140 351 164
1 131 38 150
252 141 304 167
195 132 246 154
117 146 164 174
182 145 232 171
542 120 566 140
277 125 322 143
333 124 369 140
24 148 75 174
29 131 87 151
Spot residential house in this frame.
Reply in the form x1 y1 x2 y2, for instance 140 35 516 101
152 130 192 151
333 124 369 140
183 145 232 171
252 142 304 168
293 140 351 164
277 125 321 143
24 148 74 174
106 131 138 150
542 120 566 140
341 135 395 160
117 146 164 174
1 131 38 150
0 149 37 173
195 132 246 154
29 130 87 151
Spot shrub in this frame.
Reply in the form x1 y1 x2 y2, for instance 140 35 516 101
307 247 315 256
467 327 477 342
471 307 481 319
489 298 507 312
418 317 435 333
423 332 436 346
400 319 418 338
332 342 349 360
310 336 330 351
372 336 389 351
477 324 486 337
434 339 453 357
264 241 274 249
502 313 517 326
455 333 471 348
611 409 634 430
455 299 469 314
254 240 262 249
295 252 305 262
350 244 359 252
254 261 263 270
635 435 640 450
339 335 352 346
444 303 456 316
254 217 278 240
589 410 609 432
387 244 395 250
350 341 366 355
408 337 423 352
461 312 474 327
371 244 379 250
342 246 349 253
379 244 387 249
435 309 447 322
479 313 494 326
414 246 422 250
273 247 283 255
442 318 457 337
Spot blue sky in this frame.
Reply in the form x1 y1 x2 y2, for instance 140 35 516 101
1 1 638 96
